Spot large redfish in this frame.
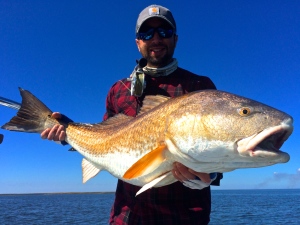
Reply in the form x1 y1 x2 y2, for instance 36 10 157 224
1 88 293 195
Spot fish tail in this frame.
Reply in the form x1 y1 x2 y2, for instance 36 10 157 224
1 87 58 133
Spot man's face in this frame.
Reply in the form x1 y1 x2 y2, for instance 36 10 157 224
136 17 178 68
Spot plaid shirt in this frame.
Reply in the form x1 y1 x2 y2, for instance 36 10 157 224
104 67 221 225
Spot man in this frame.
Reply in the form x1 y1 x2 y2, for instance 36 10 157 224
42 5 222 225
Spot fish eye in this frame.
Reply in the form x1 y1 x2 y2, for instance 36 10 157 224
238 107 251 116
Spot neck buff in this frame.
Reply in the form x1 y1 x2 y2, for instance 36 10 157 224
143 58 178 77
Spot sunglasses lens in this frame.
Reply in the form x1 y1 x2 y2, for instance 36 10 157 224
137 28 154 40
157 28 174 38
137 27 174 40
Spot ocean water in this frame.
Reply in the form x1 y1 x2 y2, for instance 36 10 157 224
0 189 299 224
210 189 300 225
0 193 114 225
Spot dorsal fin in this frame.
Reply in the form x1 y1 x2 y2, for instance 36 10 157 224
70 114 133 130
100 114 133 126
70 95 170 129
138 95 170 115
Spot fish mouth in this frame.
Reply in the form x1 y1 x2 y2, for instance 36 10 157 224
237 118 293 162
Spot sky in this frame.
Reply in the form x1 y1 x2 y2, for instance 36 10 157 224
0 1 299 194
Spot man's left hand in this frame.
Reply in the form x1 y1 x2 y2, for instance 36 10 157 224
172 162 217 190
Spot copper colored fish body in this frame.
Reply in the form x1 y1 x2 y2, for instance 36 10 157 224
2 88 293 195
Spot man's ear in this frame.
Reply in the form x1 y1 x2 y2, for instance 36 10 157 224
136 39 141 52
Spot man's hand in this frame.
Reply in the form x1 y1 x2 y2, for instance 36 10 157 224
172 162 216 190
40 112 66 141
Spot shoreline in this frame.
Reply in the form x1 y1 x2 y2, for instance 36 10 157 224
1 188 299 196
0 191 116 196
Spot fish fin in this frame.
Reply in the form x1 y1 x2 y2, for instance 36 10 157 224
67 114 134 132
68 147 77 151
123 144 167 179
136 171 172 196
138 95 170 115
96 114 133 127
1 88 57 133
82 158 101 183
69 114 133 130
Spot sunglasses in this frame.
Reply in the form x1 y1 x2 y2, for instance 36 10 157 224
136 27 174 41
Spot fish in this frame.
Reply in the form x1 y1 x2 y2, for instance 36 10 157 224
1 88 293 195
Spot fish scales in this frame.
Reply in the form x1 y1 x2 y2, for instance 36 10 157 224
65 96 185 180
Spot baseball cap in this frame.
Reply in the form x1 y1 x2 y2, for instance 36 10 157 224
136 5 176 34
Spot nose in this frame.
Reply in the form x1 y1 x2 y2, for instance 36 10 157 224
151 30 163 42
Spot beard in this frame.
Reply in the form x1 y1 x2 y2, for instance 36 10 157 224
146 53 171 67
142 44 175 68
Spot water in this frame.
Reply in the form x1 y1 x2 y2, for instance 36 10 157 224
210 189 300 224
0 193 114 225
0 189 299 224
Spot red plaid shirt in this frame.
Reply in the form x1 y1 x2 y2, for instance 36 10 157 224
104 67 221 225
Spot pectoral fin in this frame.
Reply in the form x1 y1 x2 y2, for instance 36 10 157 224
82 158 101 183
123 144 167 179
136 171 172 196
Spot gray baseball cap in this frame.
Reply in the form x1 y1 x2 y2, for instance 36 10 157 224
136 5 176 34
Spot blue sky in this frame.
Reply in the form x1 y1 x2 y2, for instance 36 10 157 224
0 1 299 194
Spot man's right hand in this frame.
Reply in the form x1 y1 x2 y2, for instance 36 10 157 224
40 112 66 141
